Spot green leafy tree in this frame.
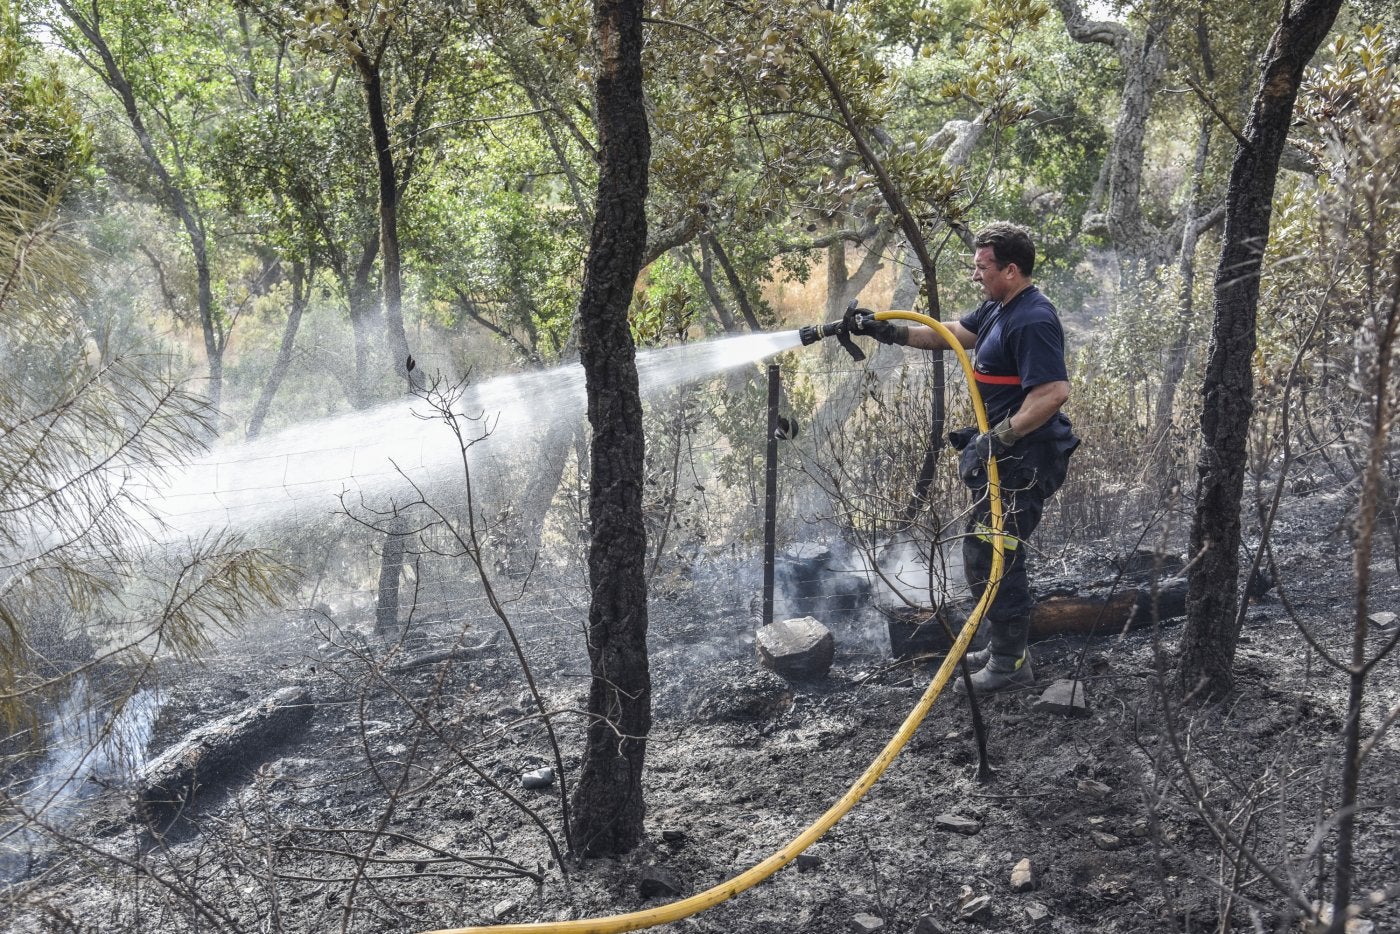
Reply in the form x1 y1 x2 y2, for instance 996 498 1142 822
0 22 290 727
46 0 247 426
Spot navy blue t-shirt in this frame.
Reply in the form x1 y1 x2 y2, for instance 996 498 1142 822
958 285 1073 443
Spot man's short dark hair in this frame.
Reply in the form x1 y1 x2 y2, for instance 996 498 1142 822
974 222 1035 277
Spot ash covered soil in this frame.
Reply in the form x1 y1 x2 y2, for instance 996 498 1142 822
7 488 1399 934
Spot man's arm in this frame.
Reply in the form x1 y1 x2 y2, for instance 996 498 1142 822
904 319 977 350
1008 380 1070 436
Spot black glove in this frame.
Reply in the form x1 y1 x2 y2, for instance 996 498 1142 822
971 414 1023 463
848 307 908 345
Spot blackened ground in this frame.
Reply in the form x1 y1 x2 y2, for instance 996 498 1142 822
3 487 1398 934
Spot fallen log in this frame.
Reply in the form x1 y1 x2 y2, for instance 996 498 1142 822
886 577 1191 659
138 685 314 829
1030 576 1189 640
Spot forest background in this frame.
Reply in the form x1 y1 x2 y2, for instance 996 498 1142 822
2 0 1399 932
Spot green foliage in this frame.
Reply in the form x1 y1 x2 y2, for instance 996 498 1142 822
1259 26 1400 438
0 141 295 725
0 6 90 201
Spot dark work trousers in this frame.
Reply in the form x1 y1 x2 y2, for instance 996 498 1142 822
960 436 1075 661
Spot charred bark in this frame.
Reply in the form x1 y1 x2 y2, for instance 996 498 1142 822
1179 0 1343 701
346 34 423 394
246 260 311 440
139 687 314 831
569 0 652 857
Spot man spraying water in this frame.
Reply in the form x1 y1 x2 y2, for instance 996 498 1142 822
833 221 1080 693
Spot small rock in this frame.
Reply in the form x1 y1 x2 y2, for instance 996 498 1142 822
1077 779 1112 800
1091 830 1122 851
1131 819 1151 838
935 813 981 835
850 912 885 933
912 915 947 934
1010 857 1035 892
492 899 516 920
638 866 684 899
1025 902 1051 925
661 828 687 844
1034 679 1090 717
796 853 824 872
521 767 555 790
958 894 993 921
1369 611 1397 630
756 616 836 680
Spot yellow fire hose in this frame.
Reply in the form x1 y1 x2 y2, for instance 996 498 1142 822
423 310 1006 934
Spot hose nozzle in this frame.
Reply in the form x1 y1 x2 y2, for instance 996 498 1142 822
797 310 865 361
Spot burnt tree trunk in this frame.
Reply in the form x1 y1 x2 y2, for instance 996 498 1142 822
1179 0 1342 700
569 0 652 857
348 41 422 394
247 259 311 440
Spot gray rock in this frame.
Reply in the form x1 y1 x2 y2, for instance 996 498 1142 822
850 912 885 933
492 899 516 920
1025 902 1051 925
912 915 948 934
757 616 836 679
958 894 993 921
638 866 684 899
521 767 555 790
1010 857 1035 892
935 813 981 835
1077 778 1112 800
796 853 825 872
1370 611 1397 630
1034 679 1090 717
661 828 687 843
1091 830 1122 851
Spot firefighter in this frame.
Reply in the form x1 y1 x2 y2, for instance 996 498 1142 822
849 221 1080 692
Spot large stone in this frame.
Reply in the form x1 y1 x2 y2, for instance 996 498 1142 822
1034 679 1090 717
1010 858 1035 892
756 616 835 680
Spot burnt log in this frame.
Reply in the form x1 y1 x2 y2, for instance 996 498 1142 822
1030 577 1189 640
887 577 1190 659
138 685 314 829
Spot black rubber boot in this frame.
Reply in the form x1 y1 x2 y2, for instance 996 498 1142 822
967 650 1035 693
962 646 991 668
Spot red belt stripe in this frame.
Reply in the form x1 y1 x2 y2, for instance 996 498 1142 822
974 372 1021 386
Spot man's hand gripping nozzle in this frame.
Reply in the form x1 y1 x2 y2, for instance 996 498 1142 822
798 299 868 362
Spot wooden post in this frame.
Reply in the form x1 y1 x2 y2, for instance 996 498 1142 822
762 363 780 628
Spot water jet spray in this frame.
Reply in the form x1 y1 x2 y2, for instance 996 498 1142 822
422 309 1008 934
